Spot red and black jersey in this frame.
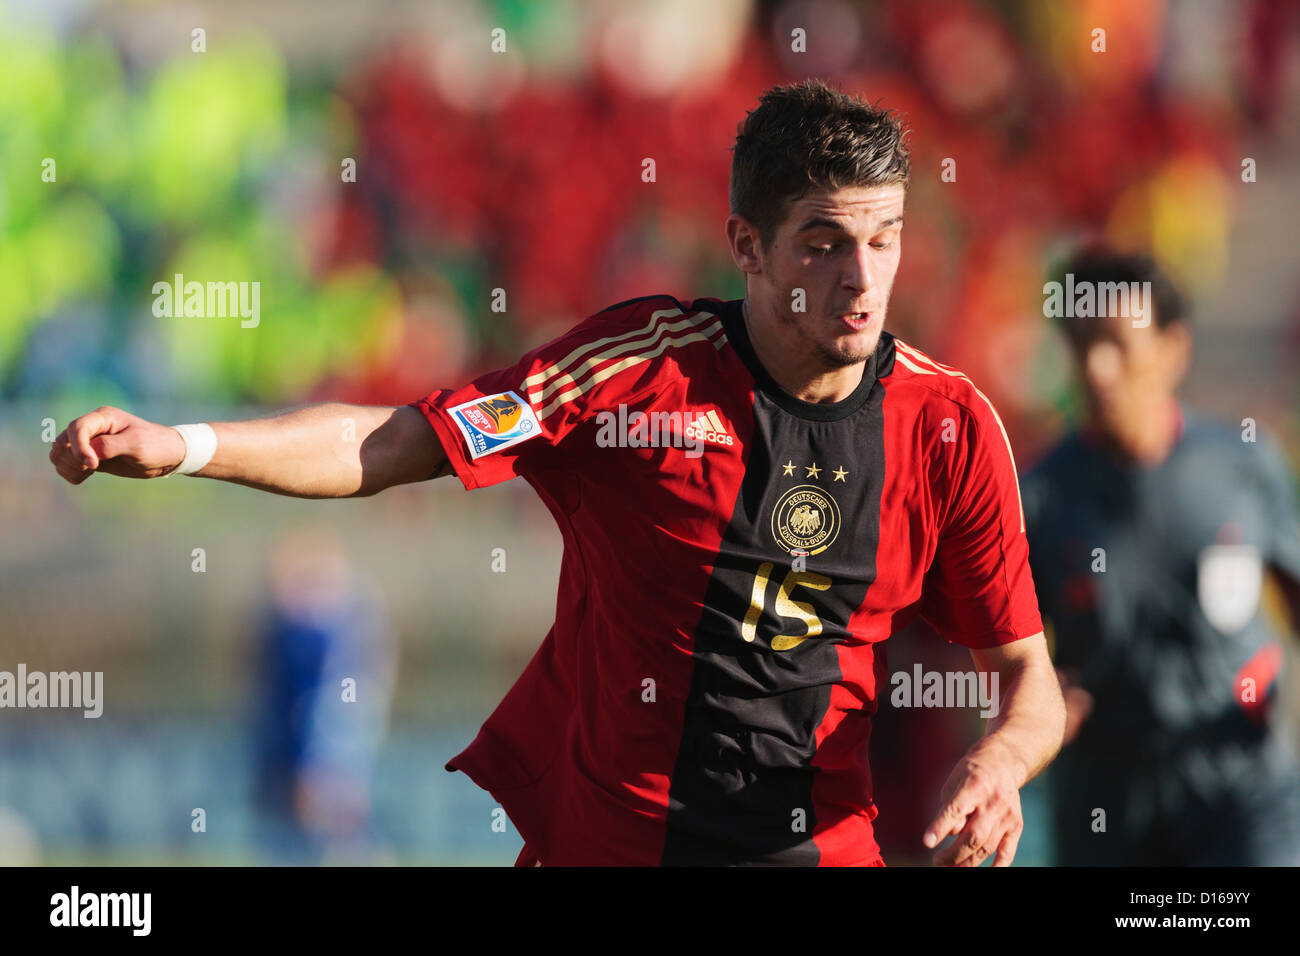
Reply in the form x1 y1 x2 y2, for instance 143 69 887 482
409 294 1042 866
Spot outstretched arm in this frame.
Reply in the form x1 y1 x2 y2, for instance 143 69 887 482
922 631 1066 867
49 403 449 499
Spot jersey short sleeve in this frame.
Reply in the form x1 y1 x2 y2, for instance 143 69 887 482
407 298 695 490
919 396 1045 648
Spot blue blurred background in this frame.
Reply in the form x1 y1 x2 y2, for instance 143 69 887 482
2 0 1299 864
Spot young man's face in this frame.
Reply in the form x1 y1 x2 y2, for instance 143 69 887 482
735 183 906 369
1064 310 1190 435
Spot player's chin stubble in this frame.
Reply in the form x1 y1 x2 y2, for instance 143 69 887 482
815 332 880 368
784 311 881 369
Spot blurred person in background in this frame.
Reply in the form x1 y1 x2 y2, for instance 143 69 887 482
1022 248 1300 865
253 526 397 865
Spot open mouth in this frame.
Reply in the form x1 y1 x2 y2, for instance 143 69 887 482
839 312 872 330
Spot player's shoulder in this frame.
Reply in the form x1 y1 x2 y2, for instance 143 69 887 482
518 293 730 410
583 293 721 335
1016 432 1098 537
591 292 692 321
1022 431 1088 489
1181 408 1268 453
879 333 1006 428
538 293 728 366
1179 408 1293 480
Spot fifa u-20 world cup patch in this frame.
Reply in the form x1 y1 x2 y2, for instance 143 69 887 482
448 391 542 459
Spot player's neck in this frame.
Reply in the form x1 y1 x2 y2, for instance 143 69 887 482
742 298 867 404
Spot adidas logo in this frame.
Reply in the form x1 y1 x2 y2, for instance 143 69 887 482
684 409 735 447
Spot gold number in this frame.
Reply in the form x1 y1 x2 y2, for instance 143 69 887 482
743 564 832 651
772 571 832 650
742 562 774 643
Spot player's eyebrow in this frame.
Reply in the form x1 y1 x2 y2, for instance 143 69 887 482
794 215 904 234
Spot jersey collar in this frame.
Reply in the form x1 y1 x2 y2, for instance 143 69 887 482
715 297 883 422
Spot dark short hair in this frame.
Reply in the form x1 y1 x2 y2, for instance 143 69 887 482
1051 247 1189 333
730 80 911 250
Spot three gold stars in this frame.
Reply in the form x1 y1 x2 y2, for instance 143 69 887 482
779 461 849 482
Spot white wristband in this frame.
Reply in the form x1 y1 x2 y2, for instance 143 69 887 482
167 423 218 476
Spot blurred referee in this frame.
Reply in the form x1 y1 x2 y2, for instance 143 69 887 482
1023 248 1300 865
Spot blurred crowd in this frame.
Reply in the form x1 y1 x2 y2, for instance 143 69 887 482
4 0 1299 456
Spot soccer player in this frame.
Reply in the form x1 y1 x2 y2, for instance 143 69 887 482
48 80 1065 866
1023 248 1300 865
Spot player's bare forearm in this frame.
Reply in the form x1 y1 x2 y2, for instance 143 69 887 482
201 404 449 498
967 642 1066 787
923 632 1065 866
49 402 450 498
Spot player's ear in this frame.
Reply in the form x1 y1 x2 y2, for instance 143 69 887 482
725 214 763 275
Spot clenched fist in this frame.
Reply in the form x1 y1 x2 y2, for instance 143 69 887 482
49 406 187 484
